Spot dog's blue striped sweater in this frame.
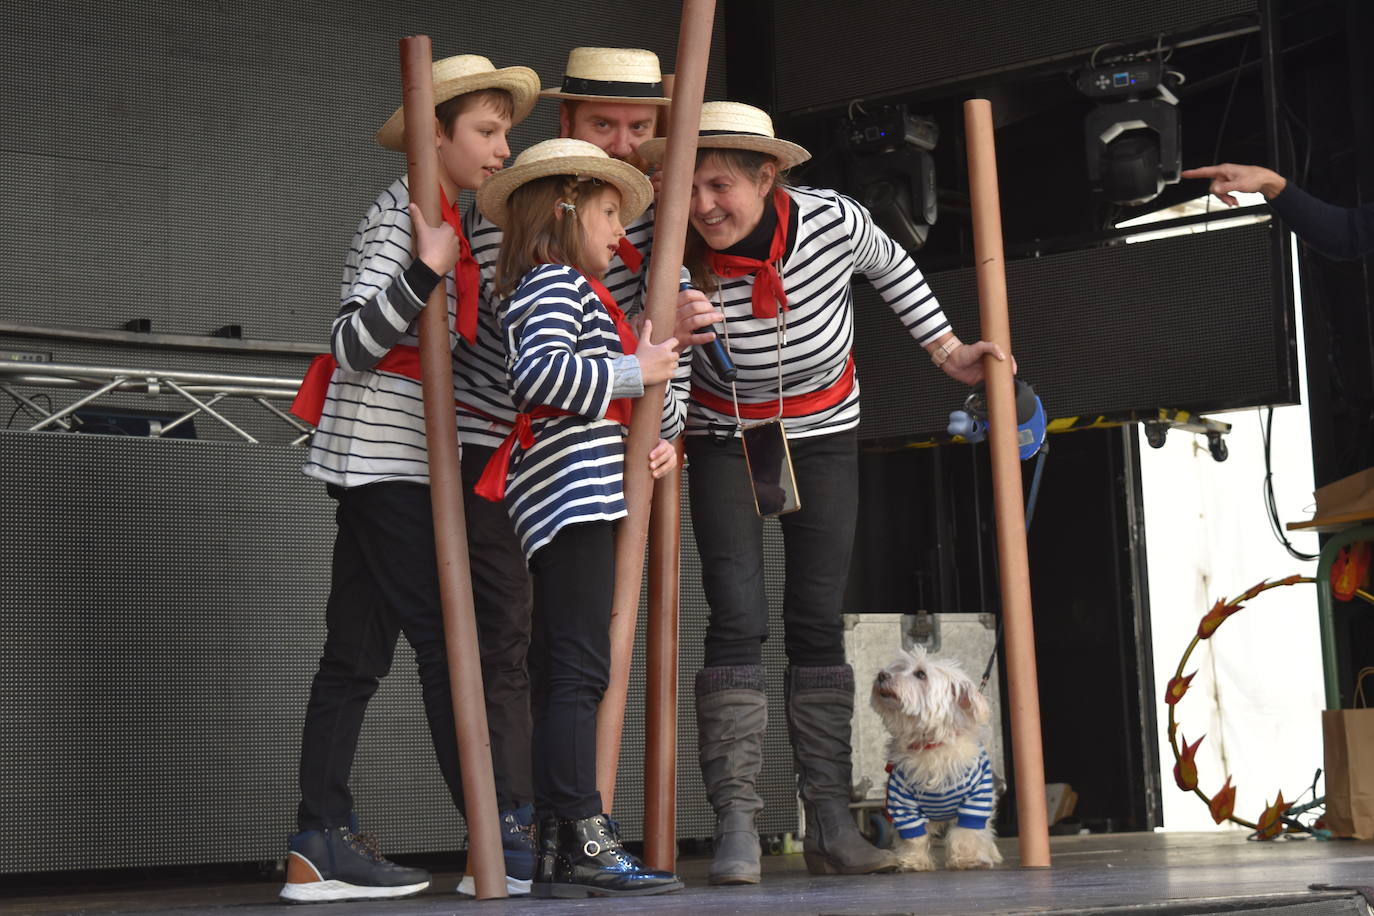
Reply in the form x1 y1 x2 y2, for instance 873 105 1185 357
885 747 996 838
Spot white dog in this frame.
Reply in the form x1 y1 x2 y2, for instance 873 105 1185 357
870 646 1002 872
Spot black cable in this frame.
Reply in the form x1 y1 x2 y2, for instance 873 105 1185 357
1261 406 1319 561
1203 35 1253 223
5 392 52 429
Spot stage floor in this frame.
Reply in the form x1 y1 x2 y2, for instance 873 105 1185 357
6 832 1373 915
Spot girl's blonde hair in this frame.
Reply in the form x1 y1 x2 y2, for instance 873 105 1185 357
684 148 785 295
494 175 611 298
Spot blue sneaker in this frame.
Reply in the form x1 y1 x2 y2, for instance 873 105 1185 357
455 805 535 897
280 826 429 903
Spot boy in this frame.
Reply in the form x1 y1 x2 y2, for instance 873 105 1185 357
283 54 540 903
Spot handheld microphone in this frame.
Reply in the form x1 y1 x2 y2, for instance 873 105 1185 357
683 281 737 382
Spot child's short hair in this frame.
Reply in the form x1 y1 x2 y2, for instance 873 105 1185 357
437 88 515 137
495 175 611 298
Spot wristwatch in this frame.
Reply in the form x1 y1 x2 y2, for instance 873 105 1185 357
931 337 963 366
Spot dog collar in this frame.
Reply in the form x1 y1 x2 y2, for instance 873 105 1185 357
910 741 944 751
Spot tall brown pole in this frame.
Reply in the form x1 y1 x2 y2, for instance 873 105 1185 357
398 35 505 898
643 434 684 869
596 1 715 819
963 98 1051 869
642 71 683 872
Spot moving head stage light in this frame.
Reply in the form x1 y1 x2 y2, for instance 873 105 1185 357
843 104 939 252
1079 59 1182 206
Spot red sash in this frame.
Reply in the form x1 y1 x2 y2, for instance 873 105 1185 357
438 187 482 345
706 187 791 319
289 346 424 425
690 354 856 420
474 271 638 502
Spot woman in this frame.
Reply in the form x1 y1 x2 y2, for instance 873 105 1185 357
640 102 1007 884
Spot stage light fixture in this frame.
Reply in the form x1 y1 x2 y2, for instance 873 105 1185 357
843 104 938 252
1079 59 1181 206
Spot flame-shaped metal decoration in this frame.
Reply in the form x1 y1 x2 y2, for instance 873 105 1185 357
1164 575 1362 838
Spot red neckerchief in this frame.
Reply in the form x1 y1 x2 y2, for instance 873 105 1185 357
473 268 637 502
706 186 791 319
438 186 481 345
616 237 644 273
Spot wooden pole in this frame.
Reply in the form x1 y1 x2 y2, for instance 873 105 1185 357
596 1 715 818
398 35 505 898
643 434 684 870
641 68 682 874
963 97 1051 870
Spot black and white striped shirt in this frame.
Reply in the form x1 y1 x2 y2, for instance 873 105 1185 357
304 176 466 487
464 202 658 449
500 264 649 558
674 186 950 439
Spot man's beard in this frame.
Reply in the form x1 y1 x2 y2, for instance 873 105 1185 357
620 148 651 175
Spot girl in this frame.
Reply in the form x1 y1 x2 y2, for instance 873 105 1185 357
473 138 684 898
640 102 1009 884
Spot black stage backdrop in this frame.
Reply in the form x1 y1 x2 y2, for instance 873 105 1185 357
2 0 1313 873
773 0 1258 114
0 0 763 874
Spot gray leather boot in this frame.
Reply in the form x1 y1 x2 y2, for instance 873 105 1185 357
786 665 897 876
695 665 768 885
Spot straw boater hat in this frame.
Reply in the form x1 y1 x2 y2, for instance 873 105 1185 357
540 47 672 105
476 138 654 228
639 101 811 171
375 54 540 151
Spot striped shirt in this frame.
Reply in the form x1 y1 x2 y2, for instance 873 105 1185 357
304 176 466 487
885 747 996 839
674 185 950 439
500 264 679 558
465 203 658 448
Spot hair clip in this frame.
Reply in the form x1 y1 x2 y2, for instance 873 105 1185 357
576 175 604 186
557 201 577 213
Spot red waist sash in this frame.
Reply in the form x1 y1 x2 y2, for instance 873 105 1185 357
474 396 632 502
289 346 424 425
690 354 856 420
290 345 512 430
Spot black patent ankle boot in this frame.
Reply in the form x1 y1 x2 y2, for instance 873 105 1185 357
531 814 560 895
537 814 684 898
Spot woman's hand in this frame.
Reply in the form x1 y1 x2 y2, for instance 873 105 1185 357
673 287 724 351
634 319 682 386
939 338 1013 386
408 204 460 275
648 437 677 479
1180 163 1287 206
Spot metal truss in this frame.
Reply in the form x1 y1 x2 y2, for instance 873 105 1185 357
0 359 311 445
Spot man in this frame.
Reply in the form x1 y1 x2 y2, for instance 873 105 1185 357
466 47 672 317
1182 162 1374 259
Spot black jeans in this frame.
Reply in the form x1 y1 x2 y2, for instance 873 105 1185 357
296 469 532 832
528 520 615 819
686 428 858 669
462 444 534 809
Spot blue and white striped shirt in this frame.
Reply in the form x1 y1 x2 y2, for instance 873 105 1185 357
673 185 950 439
465 202 657 449
500 264 677 558
886 747 996 838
